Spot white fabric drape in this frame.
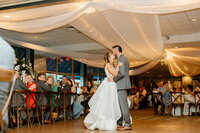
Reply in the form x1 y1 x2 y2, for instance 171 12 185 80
4 37 103 60
165 48 200 77
0 0 200 76
129 61 160 75
93 0 200 14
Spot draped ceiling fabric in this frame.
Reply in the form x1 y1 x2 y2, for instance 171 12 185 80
0 0 200 76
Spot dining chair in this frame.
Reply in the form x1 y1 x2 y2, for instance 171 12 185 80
0 68 16 132
152 92 164 115
194 91 200 116
170 92 184 116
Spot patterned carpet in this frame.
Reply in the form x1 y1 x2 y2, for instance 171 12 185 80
131 108 200 121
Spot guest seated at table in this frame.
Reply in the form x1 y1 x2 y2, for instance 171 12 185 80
35 73 51 123
58 76 75 119
25 74 37 108
128 87 139 109
13 71 28 107
11 71 28 126
160 81 172 115
183 82 200 115
35 73 51 105
65 79 84 119
58 76 75 106
46 77 59 107
81 81 94 95
139 87 147 109
186 81 200 96
80 81 94 110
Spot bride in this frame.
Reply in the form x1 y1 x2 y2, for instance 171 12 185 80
84 52 123 130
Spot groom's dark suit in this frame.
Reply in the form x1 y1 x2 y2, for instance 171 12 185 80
113 54 131 127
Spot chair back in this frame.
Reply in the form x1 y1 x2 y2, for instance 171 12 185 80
194 91 200 104
170 92 184 104
0 68 16 132
152 92 163 104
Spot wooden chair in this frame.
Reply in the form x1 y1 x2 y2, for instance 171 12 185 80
194 91 200 116
83 92 94 115
27 91 41 126
40 90 51 125
58 91 75 121
152 92 164 115
170 92 184 116
49 91 59 123
15 89 30 129
0 68 16 132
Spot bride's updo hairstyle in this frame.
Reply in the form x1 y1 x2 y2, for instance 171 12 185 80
104 52 110 63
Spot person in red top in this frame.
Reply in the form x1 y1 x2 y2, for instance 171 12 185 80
25 74 37 108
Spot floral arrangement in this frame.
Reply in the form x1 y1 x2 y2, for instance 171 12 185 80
14 58 33 74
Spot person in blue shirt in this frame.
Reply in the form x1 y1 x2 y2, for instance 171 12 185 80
160 81 172 115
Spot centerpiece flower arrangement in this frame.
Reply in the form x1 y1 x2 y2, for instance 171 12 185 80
14 58 36 80
14 58 32 74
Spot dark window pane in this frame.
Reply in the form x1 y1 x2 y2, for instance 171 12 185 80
74 60 80 75
12 46 26 59
99 68 105 74
93 68 98 73
46 58 56 72
58 57 72 73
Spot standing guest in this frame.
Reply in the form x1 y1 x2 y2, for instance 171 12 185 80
25 74 37 108
160 81 172 115
35 73 51 123
0 37 15 132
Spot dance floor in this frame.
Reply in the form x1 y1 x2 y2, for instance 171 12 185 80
7 109 200 133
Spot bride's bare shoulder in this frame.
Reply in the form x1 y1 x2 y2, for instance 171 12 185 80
106 63 111 67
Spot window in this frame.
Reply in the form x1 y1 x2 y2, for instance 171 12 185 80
58 57 72 74
46 58 56 72
74 60 81 75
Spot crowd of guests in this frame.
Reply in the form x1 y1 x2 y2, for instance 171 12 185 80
128 80 200 116
11 71 96 126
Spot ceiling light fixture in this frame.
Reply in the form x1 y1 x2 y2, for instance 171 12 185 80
191 18 197 22
4 15 10 18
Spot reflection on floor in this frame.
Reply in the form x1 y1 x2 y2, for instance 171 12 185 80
7 108 200 133
132 108 200 121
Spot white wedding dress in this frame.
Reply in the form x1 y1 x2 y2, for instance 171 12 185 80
84 64 121 130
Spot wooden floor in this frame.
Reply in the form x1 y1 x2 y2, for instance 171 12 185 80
7 110 200 133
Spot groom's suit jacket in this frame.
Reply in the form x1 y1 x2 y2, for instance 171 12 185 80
113 54 131 90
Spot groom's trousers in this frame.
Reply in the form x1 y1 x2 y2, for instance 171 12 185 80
117 90 131 127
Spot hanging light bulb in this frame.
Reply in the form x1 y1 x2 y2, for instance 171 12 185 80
84 7 96 14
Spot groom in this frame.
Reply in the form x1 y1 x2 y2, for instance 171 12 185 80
108 45 132 130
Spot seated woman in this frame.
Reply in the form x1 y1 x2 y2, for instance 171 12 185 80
80 81 94 111
81 81 94 95
183 80 200 115
25 74 37 108
46 76 59 106
139 87 147 109
65 79 84 119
